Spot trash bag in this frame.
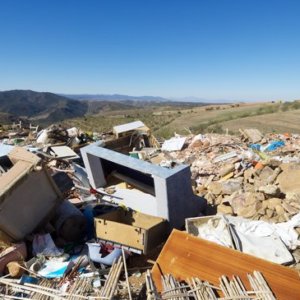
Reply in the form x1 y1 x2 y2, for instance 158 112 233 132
32 234 63 257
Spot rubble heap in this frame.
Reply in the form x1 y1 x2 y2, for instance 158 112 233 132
163 132 300 224
0 121 299 299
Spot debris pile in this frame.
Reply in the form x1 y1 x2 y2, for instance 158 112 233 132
161 131 300 225
0 121 299 299
146 270 277 300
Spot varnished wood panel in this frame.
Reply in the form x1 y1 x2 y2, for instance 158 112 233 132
152 229 300 300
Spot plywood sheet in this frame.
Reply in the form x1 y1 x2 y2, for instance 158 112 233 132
152 229 300 300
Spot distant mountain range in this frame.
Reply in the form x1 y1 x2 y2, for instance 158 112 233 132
169 96 234 103
63 93 233 104
62 93 170 102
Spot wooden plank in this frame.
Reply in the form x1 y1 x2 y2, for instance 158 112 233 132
152 229 300 300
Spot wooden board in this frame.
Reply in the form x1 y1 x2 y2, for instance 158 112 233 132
152 229 300 300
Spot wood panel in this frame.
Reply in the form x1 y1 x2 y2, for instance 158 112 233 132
152 229 300 300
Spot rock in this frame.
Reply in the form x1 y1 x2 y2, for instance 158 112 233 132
231 192 262 217
217 204 233 215
243 192 264 206
282 201 299 215
204 192 216 205
277 167 300 193
237 202 260 218
258 166 275 184
268 216 279 223
208 179 241 195
266 167 281 184
243 168 256 183
286 192 300 204
268 159 281 168
283 213 291 222
266 208 274 218
266 198 282 210
253 178 265 190
280 163 300 172
257 207 266 215
278 215 286 223
189 139 203 149
261 200 269 210
215 195 224 205
289 202 300 210
241 128 263 143
219 164 235 177
275 205 285 216
258 185 280 196
244 182 255 193
208 182 222 195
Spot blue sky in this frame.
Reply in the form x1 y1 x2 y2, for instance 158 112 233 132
0 0 300 101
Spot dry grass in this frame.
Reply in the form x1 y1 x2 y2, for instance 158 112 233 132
62 101 300 138
220 110 300 134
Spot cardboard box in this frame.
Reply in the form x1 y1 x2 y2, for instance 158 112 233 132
94 210 169 254
0 147 62 241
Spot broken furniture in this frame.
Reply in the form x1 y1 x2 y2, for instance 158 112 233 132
81 141 205 228
112 120 150 139
94 209 169 254
0 147 63 241
151 229 300 300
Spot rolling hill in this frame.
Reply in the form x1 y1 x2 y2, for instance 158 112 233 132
0 90 142 125
0 90 88 124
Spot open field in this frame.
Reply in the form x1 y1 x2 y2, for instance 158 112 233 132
220 110 300 134
62 100 300 138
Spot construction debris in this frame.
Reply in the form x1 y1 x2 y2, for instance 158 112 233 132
0 120 300 299
146 271 276 300
151 229 300 300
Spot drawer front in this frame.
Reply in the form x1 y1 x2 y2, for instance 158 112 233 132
95 219 145 251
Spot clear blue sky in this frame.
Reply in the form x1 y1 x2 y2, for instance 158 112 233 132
0 0 300 101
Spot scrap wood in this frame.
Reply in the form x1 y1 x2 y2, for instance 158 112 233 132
151 230 300 300
147 271 276 300
98 256 123 299
0 278 112 299
122 248 133 300
146 269 161 300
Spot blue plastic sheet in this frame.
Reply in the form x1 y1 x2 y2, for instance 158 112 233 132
265 140 285 152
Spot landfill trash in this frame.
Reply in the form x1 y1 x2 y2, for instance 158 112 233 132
1 121 300 298
32 233 63 257
0 243 27 275
146 270 277 300
53 200 87 244
151 229 300 300
87 243 123 266
37 260 70 278
186 214 296 264
0 147 62 241
161 136 186 151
